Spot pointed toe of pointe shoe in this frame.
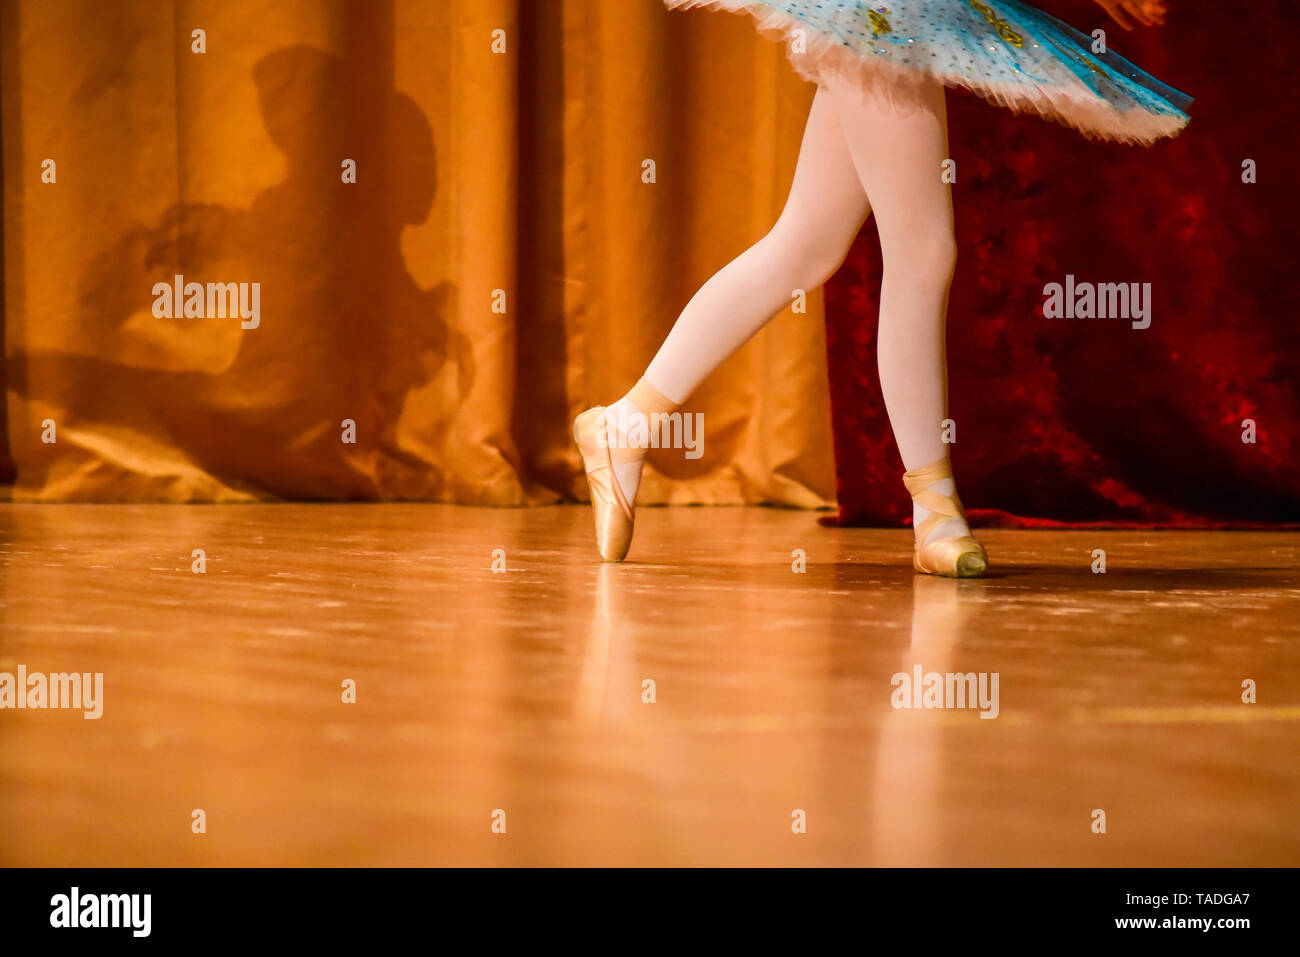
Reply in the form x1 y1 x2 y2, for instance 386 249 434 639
955 548 989 578
914 536 989 578
904 458 990 579
573 407 634 562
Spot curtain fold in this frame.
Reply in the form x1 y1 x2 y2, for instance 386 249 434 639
1 0 837 506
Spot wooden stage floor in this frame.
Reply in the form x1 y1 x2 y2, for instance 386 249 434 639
0 504 1296 866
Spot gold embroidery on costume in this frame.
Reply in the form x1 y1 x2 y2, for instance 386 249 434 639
968 0 1025 48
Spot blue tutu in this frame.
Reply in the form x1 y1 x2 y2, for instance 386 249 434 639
666 0 1191 144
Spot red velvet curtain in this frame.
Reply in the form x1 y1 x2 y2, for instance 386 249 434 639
824 0 1300 528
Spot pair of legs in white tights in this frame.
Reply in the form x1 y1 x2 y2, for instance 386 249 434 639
575 76 986 576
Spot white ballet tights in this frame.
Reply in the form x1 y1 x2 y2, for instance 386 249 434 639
611 79 970 545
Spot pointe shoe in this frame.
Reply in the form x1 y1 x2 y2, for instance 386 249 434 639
573 378 680 562
573 407 635 562
902 457 988 578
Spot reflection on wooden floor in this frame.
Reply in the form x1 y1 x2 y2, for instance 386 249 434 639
0 504 1296 866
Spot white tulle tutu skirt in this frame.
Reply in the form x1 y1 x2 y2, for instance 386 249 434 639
665 0 1191 144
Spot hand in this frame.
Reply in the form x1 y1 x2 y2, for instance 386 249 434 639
1093 0 1167 30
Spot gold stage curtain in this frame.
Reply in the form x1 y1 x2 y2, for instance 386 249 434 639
1 0 837 506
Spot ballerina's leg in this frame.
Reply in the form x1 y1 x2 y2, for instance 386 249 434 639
826 76 974 548
608 87 872 504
